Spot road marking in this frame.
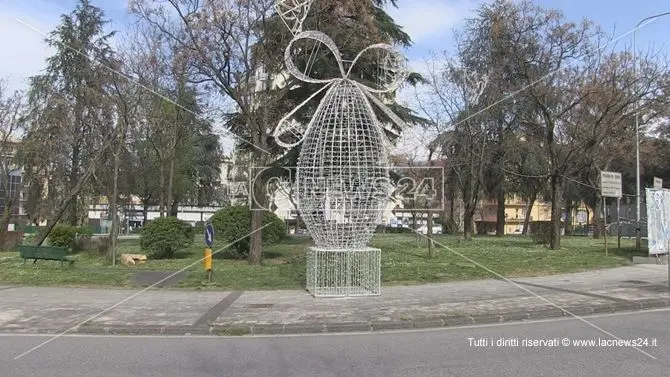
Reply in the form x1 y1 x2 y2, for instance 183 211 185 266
193 291 244 326
510 281 629 302
1 308 668 340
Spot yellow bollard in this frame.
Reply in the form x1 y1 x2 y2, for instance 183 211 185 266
204 248 212 282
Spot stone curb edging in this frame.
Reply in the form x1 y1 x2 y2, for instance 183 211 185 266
3 298 669 336
241 298 670 335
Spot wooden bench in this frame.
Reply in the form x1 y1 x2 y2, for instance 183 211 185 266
18 245 75 266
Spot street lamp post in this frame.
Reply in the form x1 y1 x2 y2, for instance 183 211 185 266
633 11 670 251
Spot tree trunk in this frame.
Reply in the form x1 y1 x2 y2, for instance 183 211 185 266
564 196 574 236
142 199 149 224
463 210 474 241
447 190 456 233
463 197 476 241
249 209 263 265
248 173 267 265
522 193 536 235
412 209 419 244
426 209 434 257
549 175 562 250
495 187 505 236
593 196 602 239
0 167 16 243
167 156 175 218
68 147 81 226
170 197 179 217
0 198 13 247
109 152 119 265
159 164 165 217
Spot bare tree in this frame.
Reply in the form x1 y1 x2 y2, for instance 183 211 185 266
417 54 490 240
0 80 26 242
129 0 289 264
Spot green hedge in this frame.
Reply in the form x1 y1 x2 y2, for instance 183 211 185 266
529 221 553 245
139 217 194 259
47 225 93 252
210 205 286 259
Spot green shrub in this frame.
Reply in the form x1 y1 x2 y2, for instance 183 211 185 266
182 222 195 243
529 221 553 244
96 236 110 255
47 225 79 249
0 231 25 251
140 217 194 259
210 205 286 259
48 225 95 252
194 221 205 236
22 233 37 246
73 226 94 252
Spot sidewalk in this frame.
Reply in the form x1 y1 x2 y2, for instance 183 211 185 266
1 265 669 336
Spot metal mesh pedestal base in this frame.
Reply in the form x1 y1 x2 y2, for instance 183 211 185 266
306 247 381 297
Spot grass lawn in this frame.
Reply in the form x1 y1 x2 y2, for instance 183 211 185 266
0 234 647 290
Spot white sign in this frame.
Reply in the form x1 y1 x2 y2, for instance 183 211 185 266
600 171 622 198
576 211 587 224
654 177 663 189
646 188 670 256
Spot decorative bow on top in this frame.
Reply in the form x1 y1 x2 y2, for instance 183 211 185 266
269 30 410 148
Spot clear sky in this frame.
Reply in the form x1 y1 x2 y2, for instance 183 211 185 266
2 0 668 91
1 0 668 155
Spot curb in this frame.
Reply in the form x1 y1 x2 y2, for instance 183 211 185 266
2 298 669 336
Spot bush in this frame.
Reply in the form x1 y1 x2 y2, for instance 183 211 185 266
182 222 195 243
140 217 194 259
194 221 205 236
73 226 94 252
22 233 37 246
47 225 94 252
96 236 110 255
210 205 286 259
529 221 553 244
0 231 25 251
47 225 78 249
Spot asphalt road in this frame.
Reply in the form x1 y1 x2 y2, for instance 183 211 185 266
2 309 669 377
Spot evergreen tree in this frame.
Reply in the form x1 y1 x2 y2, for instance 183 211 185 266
22 0 118 237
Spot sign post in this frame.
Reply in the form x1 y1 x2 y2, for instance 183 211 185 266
600 171 622 256
617 197 621 249
204 224 214 282
603 196 607 256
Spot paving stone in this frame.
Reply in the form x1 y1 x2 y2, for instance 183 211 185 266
412 318 445 328
499 311 531 322
561 306 595 316
1 265 669 335
370 321 412 331
325 322 372 333
443 315 474 326
249 325 285 335
470 314 503 324
527 308 566 319
284 324 326 334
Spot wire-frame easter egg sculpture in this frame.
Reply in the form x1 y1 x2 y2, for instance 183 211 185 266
271 31 409 297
